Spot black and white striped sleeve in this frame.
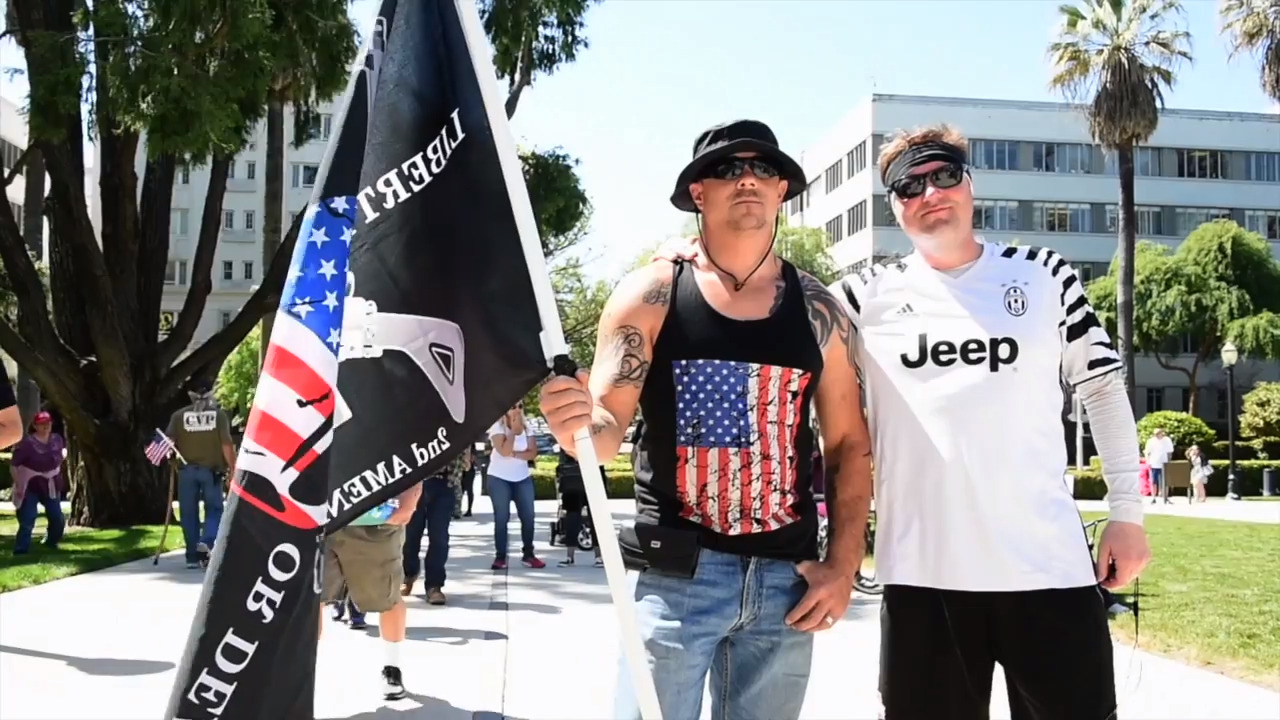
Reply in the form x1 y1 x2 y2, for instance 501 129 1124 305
829 267 873 333
1053 256 1121 387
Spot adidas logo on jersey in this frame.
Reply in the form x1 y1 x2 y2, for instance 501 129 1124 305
900 333 1019 372
893 303 916 317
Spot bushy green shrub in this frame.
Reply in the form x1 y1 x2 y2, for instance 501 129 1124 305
1239 382 1280 441
1136 411 1216 451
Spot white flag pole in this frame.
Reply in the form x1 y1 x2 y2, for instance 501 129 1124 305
453 2 664 719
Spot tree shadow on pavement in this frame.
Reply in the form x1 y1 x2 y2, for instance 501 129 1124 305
321 692 529 720
0 644 174 676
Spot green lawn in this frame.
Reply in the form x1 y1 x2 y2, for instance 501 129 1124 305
1084 512 1280 690
0 508 169 593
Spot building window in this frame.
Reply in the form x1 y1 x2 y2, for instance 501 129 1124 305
1244 210 1280 240
178 165 190 185
1176 149 1227 180
0 139 23 177
291 163 319 189
1105 205 1164 236
846 200 867 235
165 260 189 286
219 311 232 329
243 261 254 280
846 141 868 178
786 195 804 218
874 195 898 227
244 210 256 231
972 199 1018 231
1174 207 1231 236
1033 202 1091 233
805 178 821 206
246 161 257 180
1177 388 1191 413
295 113 333 144
223 210 235 230
1135 147 1161 177
1244 152 1280 183
970 140 1018 171
1032 143 1092 174
227 161 236 180
824 214 845 245
222 261 234 281
824 159 844 194
1145 388 1164 413
170 209 189 236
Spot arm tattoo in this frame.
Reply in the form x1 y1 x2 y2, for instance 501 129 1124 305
642 278 672 307
799 273 858 368
605 324 651 388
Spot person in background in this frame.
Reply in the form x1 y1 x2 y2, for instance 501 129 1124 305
1144 428 1174 505
1186 444 1212 503
328 586 367 629
554 447 603 568
402 447 472 605
166 381 237 569
10 411 67 554
0 362 23 450
487 403 544 570
320 481 421 701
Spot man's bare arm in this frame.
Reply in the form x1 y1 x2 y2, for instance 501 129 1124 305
562 264 671 461
801 272 873 576
387 482 422 525
0 406 21 450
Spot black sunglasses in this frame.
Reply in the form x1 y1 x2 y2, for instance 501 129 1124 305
701 157 781 182
890 163 966 200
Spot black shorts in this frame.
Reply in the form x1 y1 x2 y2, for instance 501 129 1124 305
879 584 1116 720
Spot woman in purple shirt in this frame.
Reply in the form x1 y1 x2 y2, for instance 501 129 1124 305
10 411 67 554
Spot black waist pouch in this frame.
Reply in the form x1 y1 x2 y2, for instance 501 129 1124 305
620 523 701 579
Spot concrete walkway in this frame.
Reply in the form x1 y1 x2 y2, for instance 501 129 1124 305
1077 497 1280 524
1 499 1277 719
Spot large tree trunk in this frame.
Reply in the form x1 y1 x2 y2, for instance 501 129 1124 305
67 419 171 527
259 97 285 364
17 148 45 424
1115 144 1137 411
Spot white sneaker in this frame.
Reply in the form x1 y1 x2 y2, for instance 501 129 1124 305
1108 602 1131 615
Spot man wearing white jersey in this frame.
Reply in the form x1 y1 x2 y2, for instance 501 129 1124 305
833 125 1151 719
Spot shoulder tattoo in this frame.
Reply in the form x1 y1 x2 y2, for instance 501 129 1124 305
641 277 672 307
798 273 857 368
604 324 651 388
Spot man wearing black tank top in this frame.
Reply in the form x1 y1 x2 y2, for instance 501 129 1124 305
541 120 874 720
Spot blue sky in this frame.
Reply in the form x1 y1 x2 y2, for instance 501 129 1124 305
4 1 1275 280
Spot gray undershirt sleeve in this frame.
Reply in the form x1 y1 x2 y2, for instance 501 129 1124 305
1076 370 1144 526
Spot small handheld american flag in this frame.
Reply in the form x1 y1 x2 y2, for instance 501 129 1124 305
144 429 179 466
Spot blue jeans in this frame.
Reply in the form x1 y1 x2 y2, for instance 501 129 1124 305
178 465 224 562
1150 467 1164 496
403 479 454 588
614 549 814 720
14 491 65 554
488 475 535 560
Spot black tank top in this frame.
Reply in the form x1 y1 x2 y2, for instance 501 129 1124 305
631 259 824 561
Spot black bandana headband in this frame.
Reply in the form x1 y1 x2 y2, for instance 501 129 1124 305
883 140 968 188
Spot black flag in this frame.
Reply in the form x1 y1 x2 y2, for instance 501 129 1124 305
166 0 554 716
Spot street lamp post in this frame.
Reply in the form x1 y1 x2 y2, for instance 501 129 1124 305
1221 341 1240 501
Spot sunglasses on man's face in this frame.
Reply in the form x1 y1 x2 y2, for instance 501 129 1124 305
702 157 781 182
890 163 966 200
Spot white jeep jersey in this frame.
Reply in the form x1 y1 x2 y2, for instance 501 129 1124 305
835 240 1121 592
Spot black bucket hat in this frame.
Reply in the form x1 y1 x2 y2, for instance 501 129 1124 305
669 119 808 213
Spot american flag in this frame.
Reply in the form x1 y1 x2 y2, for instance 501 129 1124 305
231 197 354 529
673 358 813 535
144 429 178 466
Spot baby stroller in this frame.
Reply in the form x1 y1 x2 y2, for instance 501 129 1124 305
813 449 883 595
548 449 600 552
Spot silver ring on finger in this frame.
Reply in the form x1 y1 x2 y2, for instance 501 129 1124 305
823 615 835 627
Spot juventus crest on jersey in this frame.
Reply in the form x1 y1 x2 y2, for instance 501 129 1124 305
835 240 1122 592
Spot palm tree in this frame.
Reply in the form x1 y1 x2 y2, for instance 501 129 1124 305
1220 0 1280 104
1048 0 1192 407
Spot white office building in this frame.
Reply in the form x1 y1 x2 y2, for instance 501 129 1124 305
1 94 49 258
787 94 1280 418
119 103 340 355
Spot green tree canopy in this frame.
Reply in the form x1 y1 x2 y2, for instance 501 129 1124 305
1087 220 1280 416
216 324 262 428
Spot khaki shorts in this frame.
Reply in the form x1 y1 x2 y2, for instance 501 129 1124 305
321 525 405 613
